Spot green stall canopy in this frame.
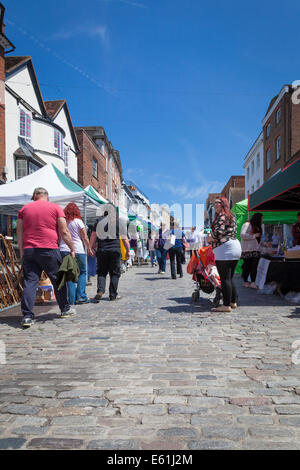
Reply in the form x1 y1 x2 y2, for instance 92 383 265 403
232 199 298 274
249 157 300 211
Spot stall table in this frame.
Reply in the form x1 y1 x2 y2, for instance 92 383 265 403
263 256 300 294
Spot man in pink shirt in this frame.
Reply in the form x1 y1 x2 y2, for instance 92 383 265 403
17 187 76 328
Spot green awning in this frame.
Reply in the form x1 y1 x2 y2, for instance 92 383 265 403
84 185 107 205
249 158 300 211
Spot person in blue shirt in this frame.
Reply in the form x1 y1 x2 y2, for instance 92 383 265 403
168 220 187 279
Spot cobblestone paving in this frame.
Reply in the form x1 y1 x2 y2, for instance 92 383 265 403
1 264 300 450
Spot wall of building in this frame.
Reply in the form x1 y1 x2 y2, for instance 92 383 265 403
263 93 290 181
76 129 107 198
5 64 78 181
244 137 264 197
52 107 77 180
6 66 42 114
221 176 245 201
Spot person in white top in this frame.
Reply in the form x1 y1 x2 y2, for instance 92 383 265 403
240 213 263 289
186 226 202 257
60 203 93 305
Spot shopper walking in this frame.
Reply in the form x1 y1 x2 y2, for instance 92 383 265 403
186 226 202 258
240 213 263 289
155 224 168 274
210 197 241 312
90 206 130 301
17 187 76 328
60 202 93 304
168 222 186 279
147 235 157 267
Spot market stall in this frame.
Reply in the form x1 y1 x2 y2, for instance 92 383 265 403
0 163 105 221
246 157 300 294
232 199 298 274
0 164 105 310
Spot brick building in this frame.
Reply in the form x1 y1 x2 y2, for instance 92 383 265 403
263 84 300 181
76 126 122 207
75 128 107 199
221 175 245 208
205 192 221 228
0 4 14 184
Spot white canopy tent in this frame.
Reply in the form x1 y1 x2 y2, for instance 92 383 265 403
0 164 105 221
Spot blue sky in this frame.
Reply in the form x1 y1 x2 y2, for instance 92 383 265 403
6 0 300 224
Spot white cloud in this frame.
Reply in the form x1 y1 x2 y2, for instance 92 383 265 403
49 24 108 45
124 167 224 203
98 0 148 8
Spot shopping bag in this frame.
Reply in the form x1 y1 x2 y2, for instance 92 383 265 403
120 239 127 261
187 252 199 274
164 234 176 251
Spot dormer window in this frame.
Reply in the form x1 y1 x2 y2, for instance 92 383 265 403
20 109 31 143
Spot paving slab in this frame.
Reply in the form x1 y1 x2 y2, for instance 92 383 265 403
1 266 300 449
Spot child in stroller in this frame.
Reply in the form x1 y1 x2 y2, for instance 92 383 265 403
187 246 222 307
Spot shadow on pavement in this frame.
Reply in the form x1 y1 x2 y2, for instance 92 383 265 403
287 307 300 319
0 312 60 329
160 296 214 314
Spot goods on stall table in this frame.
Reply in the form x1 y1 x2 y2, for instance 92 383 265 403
284 249 300 259
0 234 23 310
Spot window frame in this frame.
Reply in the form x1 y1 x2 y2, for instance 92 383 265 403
276 135 281 161
64 146 70 174
19 108 32 143
256 153 260 170
266 123 271 138
15 157 41 180
92 158 98 179
54 129 64 157
276 107 281 125
266 147 271 170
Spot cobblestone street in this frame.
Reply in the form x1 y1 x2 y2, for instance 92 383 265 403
1 264 300 450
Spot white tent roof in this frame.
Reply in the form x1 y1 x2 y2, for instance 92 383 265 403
84 185 108 204
0 164 102 220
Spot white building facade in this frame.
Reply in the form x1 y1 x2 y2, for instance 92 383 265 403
5 57 79 183
244 132 264 198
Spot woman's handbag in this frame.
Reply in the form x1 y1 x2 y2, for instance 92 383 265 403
164 234 176 251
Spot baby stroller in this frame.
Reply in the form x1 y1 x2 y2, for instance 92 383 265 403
188 247 222 307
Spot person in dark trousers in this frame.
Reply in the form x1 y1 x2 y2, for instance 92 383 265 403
168 221 186 279
155 223 168 274
90 206 130 301
240 213 263 289
209 197 241 312
17 187 76 328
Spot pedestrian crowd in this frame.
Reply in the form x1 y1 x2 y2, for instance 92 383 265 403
17 187 268 328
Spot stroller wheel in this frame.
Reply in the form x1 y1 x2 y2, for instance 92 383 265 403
192 291 200 303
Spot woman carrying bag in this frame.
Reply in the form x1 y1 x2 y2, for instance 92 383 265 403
210 197 241 312
168 221 186 280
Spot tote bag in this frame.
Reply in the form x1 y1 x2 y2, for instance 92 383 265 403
164 234 176 251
